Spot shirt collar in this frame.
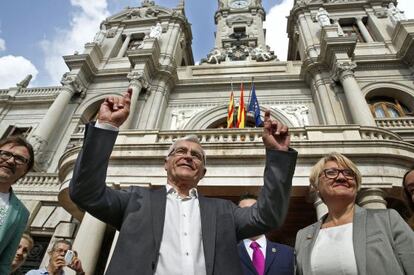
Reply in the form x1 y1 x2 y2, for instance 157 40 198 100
244 234 267 248
166 183 198 199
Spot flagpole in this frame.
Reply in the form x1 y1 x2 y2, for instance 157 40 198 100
248 77 254 112
231 78 236 128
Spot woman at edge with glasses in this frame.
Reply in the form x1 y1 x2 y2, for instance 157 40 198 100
294 152 414 275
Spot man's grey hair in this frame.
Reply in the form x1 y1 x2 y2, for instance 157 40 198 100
166 135 206 165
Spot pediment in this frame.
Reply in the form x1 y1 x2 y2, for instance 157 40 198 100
107 6 172 22
226 15 253 27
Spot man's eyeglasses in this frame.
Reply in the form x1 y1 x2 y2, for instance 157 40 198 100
0 150 29 166
321 168 355 179
168 147 204 163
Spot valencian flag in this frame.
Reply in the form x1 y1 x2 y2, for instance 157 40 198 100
227 91 235 128
248 83 263 126
236 83 246 128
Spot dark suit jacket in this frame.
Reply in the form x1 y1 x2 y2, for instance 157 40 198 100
238 239 294 275
295 205 414 275
69 124 297 275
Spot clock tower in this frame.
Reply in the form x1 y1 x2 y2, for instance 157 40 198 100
201 0 276 63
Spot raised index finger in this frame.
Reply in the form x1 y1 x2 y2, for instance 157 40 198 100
264 109 271 122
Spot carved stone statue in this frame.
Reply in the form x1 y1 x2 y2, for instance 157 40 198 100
251 46 277 62
201 48 226 64
16 74 32 88
316 7 331 27
388 3 407 25
149 23 162 39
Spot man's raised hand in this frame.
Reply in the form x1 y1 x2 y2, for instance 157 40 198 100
262 110 290 151
97 88 132 128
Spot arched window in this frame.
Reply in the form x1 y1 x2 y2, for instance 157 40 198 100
368 97 411 118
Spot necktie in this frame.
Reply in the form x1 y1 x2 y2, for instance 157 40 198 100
250 241 265 275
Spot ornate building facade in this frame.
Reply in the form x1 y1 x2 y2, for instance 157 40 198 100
1 0 413 273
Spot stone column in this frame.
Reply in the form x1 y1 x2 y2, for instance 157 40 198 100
356 18 374 42
29 74 82 165
71 213 106 275
117 34 132 58
145 84 167 129
357 188 387 209
120 71 145 130
333 61 376 126
298 14 318 58
312 71 337 125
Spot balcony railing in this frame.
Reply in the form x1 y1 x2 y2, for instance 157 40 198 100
17 87 62 97
68 124 403 148
16 173 59 186
376 117 414 129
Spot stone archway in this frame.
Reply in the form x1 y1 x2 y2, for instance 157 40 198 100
184 105 295 130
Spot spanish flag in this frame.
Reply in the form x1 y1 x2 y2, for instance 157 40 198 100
227 91 235 128
236 83 246 128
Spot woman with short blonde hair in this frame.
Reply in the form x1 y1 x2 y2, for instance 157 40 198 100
295 152 414 275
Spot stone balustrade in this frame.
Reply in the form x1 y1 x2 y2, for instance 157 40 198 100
0 89 8 96
69 124 402 146
17 87 62 97
376 117 414 128
16 173 59 186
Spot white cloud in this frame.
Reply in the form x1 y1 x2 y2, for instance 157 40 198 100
0 55 38 88
40 0 110 85
264 0 294 61
397 0 414 19
0 38 5 51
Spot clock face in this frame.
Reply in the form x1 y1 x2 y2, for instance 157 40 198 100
229 0 250 9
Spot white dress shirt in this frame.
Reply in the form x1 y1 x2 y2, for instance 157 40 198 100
310 223 358 275
155 184 206 275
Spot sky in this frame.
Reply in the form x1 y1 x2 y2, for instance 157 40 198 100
0 0 413 88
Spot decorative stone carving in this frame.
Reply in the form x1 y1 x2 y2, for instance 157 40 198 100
60 73 86 96
106 28 117 38
250 46 277 62
316 7 331 27
227 45 250 61
29 134 49 164
148 23 162 39
128 39 143 50
16 74 32 88
127 71 147 88
332 61 357 82
200 48 227 64
226 15 253 27
170 109 200 130
388 3 407 26
274 105 309 127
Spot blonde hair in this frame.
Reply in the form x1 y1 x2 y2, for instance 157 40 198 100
21 233 34 251
309 152 362 191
